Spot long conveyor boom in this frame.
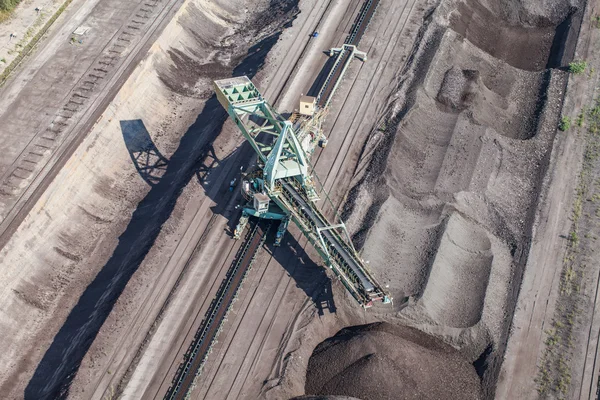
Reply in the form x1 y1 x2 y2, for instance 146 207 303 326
275 180 389 307
214 76 391 308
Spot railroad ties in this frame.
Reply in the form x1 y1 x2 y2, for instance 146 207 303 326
0 0 165 219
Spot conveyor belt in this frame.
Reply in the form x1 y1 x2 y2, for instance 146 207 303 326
316 0 380 109
277 180 388 306
316 46 353 108
165 221 269 400
346 0 380 46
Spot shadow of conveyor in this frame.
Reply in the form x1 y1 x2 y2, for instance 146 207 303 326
120 119 169 185
265 228 337 317
306 53 336 98
25 32 284 400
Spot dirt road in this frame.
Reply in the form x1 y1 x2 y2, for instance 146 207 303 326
496 1 600 399
0 0 186 247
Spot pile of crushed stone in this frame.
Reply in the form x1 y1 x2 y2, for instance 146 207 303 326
305 323 482 400
437 66 478 110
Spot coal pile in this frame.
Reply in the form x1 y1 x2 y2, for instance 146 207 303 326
305 323 482 400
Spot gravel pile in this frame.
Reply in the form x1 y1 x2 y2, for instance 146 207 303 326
437 66 478 110
305 323 482 400
421 213 493 328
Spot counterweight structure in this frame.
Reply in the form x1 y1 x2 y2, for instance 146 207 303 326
214 76 391 308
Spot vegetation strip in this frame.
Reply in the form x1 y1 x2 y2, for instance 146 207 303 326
536 92 600 398
0 0 74 87
0 0 21 22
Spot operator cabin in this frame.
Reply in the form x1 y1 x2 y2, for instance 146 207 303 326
299 95 316 116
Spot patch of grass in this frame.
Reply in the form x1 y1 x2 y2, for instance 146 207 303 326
573 196 583 221
0 0 20 23
102 385 115 400
594 14 600 29
554 320 564 329
569 231 578 245
577 108 586 127
0 0 74 86
560 116 572 131
569 60 588 75
545 329 560 347
536 94 600 396
0 10 11 23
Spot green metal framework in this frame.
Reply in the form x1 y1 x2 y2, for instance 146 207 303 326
215 76 317 200
214 76 392 308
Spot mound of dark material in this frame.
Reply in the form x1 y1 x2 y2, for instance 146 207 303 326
305 323 482 400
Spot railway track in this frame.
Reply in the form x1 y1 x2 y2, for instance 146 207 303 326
0 0 186 248
165 220 270 400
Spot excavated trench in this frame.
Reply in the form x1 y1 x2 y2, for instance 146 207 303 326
305 0 585 399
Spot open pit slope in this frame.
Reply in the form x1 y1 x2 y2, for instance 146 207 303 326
0 0 596 399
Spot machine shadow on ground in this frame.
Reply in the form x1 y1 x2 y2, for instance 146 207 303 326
120 119 169 185
265 228 337 316
24 31 285 399
306 54 335 97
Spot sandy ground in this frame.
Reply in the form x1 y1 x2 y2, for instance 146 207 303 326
0 0 64 72
0 0 186 246
0 0 369 397
323 0 588 399
0 0 196 397
0 0 596 399
497 1 600 398
50 0 433 398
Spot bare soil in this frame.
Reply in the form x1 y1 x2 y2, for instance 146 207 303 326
0 0 593 399
299 0 587 399
305 322 482 400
